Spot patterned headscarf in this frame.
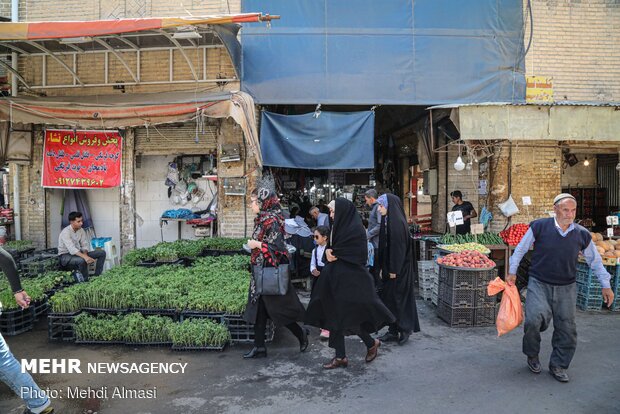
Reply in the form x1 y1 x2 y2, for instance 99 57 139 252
377 194 389 209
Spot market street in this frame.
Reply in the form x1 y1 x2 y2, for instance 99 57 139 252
1 301 618 414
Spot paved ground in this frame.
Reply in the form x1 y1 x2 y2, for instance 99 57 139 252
1 301 618 414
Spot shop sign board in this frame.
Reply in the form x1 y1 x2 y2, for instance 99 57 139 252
42 129 122 188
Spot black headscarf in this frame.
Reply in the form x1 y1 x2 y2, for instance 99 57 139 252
378 193 409 275
330 198 367 266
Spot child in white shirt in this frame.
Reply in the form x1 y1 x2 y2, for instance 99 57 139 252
310 225 330 339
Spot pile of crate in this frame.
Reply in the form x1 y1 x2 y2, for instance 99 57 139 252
418 260 438 304
436 265 497 327
576 261 620 311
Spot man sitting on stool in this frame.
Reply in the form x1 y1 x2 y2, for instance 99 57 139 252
58 211 106 280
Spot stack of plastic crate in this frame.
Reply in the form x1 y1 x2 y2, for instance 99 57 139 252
436 265 496 327
418 260 437 302
576 262 605 311
431 262 439 305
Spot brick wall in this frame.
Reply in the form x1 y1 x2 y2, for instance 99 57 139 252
18 0 241 21
217 119 256 238
9 129 47 247
487 141 562 232
525 0 620 102
0 0 11 19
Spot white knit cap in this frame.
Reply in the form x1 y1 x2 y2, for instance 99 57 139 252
327 200 335 211
553 193 576 205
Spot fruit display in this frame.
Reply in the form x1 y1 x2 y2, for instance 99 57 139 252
436 251 496 269
438 243 490 255
439 232 504 245
500 223 530 247
591 232 620 259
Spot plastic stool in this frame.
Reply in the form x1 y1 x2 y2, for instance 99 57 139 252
103 241 119 271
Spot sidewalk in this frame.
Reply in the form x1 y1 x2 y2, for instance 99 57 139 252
1 302 618 414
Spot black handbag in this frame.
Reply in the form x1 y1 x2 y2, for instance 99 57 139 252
252 247 290 295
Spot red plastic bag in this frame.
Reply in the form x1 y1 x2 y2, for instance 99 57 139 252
487 277 523 336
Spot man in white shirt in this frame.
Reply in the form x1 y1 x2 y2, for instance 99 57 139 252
58 211 106 280
310 207 330 228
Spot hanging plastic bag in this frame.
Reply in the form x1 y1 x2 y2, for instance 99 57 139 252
498 195 519 217
487 277 523 336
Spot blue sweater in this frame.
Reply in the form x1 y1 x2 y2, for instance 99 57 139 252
528 218 591 286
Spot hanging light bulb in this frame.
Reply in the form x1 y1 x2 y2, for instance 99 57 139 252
616 162 620 171
465 160 473 171
454 156 465 171
583 156 589 167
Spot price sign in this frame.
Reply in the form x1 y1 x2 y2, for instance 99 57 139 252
471 223 484 235
447 211 464 227
607 228 614 238
606 216 619 226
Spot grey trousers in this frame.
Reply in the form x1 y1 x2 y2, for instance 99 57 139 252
523 277 577 369
59 250 106 280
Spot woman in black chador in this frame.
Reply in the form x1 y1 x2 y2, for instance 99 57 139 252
306 198 395 369
243 177 308 359
377 194 420 345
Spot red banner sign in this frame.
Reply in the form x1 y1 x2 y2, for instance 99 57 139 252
42 129 122 188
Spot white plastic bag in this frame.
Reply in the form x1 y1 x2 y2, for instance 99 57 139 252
498 195 519 217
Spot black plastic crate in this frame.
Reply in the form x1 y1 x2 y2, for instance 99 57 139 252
47 312 80 342
75 339 125 345
436 301 474 328
225 314 274 344
438 265 496 290
179 311 225 323
19 256 60 277
0 307 35 336
33 298 50 321
125 341 173 347
474 307 496 326
200 249 246 257
475 289 497 308
137 259 186 268
171 343 228 351
130 308 179 320
82 308 128 315
437 283 476 308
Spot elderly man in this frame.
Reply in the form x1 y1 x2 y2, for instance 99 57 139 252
507 193 614 383
310 206 330 228
58 211 106 280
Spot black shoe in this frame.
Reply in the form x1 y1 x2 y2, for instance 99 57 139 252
549 366 569 383
300 327 309 352
243 347 267 359
398 331 410 346
527 356 541 374
378 331 399 342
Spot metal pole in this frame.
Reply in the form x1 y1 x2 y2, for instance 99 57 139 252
11 0 21 240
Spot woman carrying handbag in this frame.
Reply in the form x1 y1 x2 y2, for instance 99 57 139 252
243 178 308 359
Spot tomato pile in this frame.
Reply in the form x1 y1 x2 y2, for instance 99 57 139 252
437 250 496 269
499 223 530 247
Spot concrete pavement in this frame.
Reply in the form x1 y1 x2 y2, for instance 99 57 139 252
1 302 618 414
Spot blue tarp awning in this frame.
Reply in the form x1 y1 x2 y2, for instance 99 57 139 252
241 0 526 105
260 111 375 169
